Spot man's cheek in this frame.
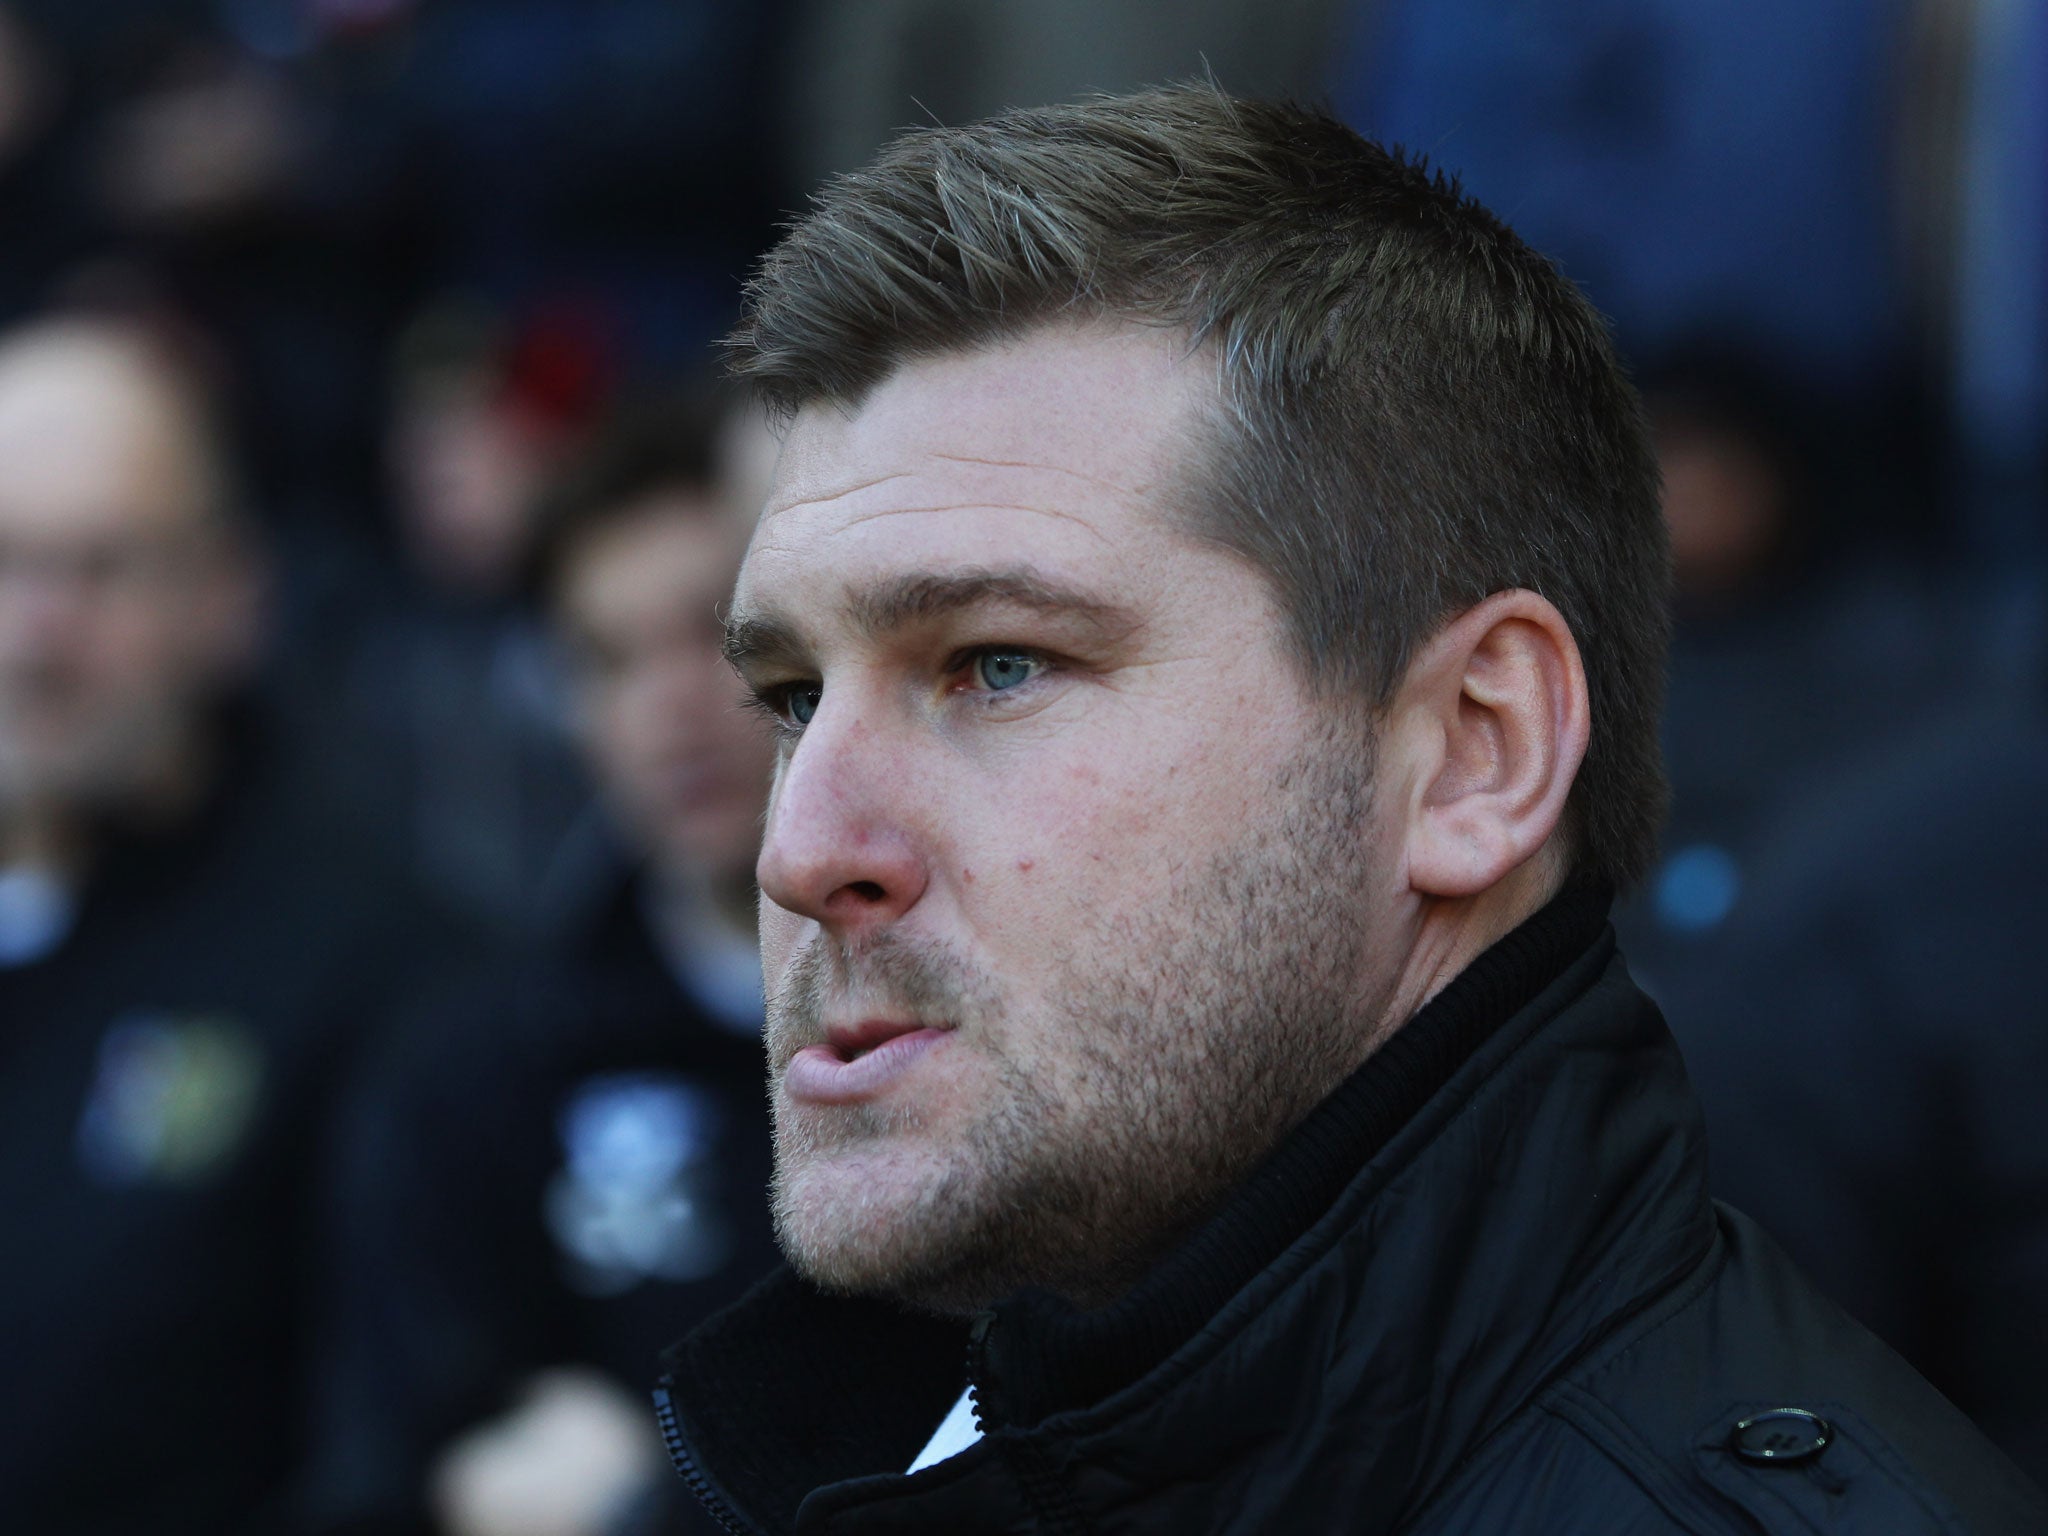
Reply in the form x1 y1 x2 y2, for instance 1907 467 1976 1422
757 902 808 986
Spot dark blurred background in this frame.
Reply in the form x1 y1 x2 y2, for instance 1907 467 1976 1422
0 2 2040 1533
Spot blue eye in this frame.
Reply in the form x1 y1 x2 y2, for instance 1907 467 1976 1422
786 684 821 725
974 652 1039 691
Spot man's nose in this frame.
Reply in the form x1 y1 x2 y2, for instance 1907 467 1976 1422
755 703 928 938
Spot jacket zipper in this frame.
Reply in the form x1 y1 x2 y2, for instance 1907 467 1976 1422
965 1309 995 1430
653 1378 759 1536
964 1312 1092 1536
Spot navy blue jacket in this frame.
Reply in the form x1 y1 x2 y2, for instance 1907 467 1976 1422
0 709 467 1536
298 860 779 1534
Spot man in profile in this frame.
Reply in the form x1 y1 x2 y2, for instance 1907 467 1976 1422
658 88 2046 1532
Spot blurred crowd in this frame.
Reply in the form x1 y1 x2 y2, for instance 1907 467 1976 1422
0 2 2040 1534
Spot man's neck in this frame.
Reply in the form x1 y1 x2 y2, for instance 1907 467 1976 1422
1372 852 1568 1053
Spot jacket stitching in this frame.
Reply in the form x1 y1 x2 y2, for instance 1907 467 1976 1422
999 1435 1095 1536
1381 1062 1722 1520
1566 1218 1728 1390
1393 1224 1727 1530
1545 1386 1762 1536
1559 1244 1968 1536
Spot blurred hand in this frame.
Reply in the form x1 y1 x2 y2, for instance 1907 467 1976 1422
429 1367 667 1536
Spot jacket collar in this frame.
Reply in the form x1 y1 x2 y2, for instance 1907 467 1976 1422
661 890 1715 1533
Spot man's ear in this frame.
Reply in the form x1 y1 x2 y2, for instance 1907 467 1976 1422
1390 589 1589 899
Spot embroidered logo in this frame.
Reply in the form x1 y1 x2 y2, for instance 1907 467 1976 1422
76 1012 265 1186
544 1072 734 1295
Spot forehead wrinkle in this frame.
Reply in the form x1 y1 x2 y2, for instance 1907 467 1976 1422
761 469 918 525
924 451 1154 503
764 456 1152 544
820 500 1115 539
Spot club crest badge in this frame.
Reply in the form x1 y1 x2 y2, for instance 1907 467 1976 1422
76 1012 265 1187
545 1071 734 1295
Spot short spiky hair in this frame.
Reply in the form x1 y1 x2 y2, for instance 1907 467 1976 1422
729 84 1669 889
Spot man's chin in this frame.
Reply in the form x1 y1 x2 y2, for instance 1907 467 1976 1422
769 1144 1015 1315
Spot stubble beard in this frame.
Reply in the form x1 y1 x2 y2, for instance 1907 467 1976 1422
766 725 1381 1315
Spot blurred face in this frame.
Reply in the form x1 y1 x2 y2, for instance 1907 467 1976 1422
557 496 773 887
1654 406 1788 602
391 383 554 598
0 334 253 815
730 326 1397 1310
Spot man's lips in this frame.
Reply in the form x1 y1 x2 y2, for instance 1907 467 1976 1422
782 1020 952 1106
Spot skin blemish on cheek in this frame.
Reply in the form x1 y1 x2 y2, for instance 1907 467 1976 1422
1017 858 1036 873
962 866 975 885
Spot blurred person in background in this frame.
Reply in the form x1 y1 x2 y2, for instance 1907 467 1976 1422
1334 0 1927 500
1332 0 2045 628
1612 351 1963 991
0 0 796 743
1666 682 2048 1487
0 312 464 1534
299 391 780 1536
323 298 605 940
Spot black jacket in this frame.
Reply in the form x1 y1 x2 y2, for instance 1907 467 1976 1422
655 892 2048 1534
0 708 467 1536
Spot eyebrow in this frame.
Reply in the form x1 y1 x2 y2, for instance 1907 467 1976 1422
722 567 1138 673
